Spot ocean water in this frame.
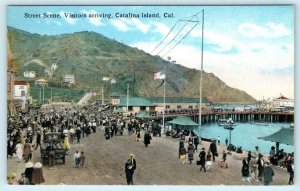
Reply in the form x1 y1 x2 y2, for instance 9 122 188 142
197 122 294 154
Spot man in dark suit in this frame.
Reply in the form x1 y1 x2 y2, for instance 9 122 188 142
125 153 137 185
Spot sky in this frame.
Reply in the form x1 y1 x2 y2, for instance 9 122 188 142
7 5 294 100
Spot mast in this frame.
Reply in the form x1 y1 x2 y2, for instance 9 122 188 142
198 9 204 143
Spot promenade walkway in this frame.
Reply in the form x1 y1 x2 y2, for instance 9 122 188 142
7 129 291 185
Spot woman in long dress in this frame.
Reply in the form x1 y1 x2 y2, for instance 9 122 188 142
15 141 23 162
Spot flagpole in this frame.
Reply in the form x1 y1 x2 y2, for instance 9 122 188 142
102 85 104 105
127 83 129 112
163 65 166 133
199 9 204 144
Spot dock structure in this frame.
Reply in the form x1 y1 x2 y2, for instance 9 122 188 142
151 111 294 124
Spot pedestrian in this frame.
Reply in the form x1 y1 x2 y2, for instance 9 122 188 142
179 141 187 164
220 150 228 168
76 126 81 143
73 151 81 168
217 136 220 145
124 153 136 185
80 151 86 168
194 136 199 152
257 153 264 181
15 140 23 162
25 162 34 184
209 140 218 162
206 151 212 171
23 140 32 162
143 131 152 147
249 156 258 181
199 147 206 172
17 172 29 185
254 146 260 160
7 172 17 185
247 151 252 164
286 160 294 185
225 138 228 146
241 158 250 182
187 142 194 164
269 146 276 165
262 161 274 185
34 129 42 150
32 162 45 185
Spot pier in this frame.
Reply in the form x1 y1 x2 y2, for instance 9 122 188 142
151 111 294 124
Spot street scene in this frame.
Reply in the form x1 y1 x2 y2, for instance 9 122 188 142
6 5 294 187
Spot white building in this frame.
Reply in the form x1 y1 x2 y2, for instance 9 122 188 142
271 95 294 111
63 74 75 84
14 81 30 100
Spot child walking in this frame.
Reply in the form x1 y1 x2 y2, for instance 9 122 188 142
80 151 86 168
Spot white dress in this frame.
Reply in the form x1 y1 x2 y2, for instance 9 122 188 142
15 143 23 161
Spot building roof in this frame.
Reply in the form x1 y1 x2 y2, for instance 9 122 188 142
258 128 294 146
276 95 288 100
147 97 210 104
14 81 28 85
117 97 155 107
36 79 48 82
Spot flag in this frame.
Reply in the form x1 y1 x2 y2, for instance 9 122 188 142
154 71 166 80
156 80 165 90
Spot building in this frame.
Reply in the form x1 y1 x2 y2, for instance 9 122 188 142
117 97 155 113
271 95 294 111
63 74 75 84
113 94 211 114
7 39 17 115
148 97 210 113
23 71 36 78
14 81 30 100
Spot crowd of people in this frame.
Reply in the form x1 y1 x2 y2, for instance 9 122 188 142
7 105 294 185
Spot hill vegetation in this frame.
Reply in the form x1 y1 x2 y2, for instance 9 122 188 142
8 26 256 103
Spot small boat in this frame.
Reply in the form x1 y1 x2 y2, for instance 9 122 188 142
249 122 269 126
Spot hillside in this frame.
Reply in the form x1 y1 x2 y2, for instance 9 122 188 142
8 26 256 103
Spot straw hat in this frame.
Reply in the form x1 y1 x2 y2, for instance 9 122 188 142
34 162 42 168
25 162 34 168
129 153 134 158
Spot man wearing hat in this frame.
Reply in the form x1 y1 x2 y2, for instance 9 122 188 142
124 153 136 185
25 162 34 184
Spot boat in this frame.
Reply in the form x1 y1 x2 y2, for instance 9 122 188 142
218 118 235 126
249 121 269 126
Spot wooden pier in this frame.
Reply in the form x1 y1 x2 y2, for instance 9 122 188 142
152 111 294 124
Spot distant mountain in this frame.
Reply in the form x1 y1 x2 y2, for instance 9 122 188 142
8 26 256 103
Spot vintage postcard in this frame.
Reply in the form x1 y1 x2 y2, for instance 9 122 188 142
6 5 294 186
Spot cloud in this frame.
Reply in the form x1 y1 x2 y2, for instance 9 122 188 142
238 22 291 38
130 37 294 99
81 10 104 26
111 19 131 32
59 11 77 25
111 18 150 34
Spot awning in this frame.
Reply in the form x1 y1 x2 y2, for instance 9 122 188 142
167 116 199 126
135 112 152 119
258 127 294 146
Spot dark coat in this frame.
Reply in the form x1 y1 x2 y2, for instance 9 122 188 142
241 160 250 177
144 133 152 145
262 166 274 182
125 158 136 174
187 144 194 160
199 150 206 165
209 142 217 154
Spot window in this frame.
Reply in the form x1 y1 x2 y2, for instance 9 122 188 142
166 105 170 109
188 105 193 109
140 106 146 111
128 106 133 111
177 105 181 109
